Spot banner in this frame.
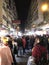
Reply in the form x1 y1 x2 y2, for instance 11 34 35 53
12 20 21 24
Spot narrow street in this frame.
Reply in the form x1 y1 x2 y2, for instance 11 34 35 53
0 0 49 65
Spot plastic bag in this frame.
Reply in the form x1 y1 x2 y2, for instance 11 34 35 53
27 56 36 65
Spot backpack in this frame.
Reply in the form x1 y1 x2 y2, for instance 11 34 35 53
38 46 47 65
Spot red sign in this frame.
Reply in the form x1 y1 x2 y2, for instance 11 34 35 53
12 20 21 24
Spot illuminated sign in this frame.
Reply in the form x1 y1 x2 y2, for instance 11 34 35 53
12 20 21 24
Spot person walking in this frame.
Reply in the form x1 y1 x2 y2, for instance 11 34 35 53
32 36 48 65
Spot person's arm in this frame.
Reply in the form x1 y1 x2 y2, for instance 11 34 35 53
6 46 13 64
32 47 37 58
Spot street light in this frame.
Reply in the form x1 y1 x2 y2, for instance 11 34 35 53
32 24 36 28
17 26 19 30
41 3 48 12
41 3 49 26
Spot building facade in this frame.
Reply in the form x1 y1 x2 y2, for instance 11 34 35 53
0 0 18 29
26 0 49 29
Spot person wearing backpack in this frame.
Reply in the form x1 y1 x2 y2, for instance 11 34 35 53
32 36 48 65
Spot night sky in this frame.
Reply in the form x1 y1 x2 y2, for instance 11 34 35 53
14 0 31 32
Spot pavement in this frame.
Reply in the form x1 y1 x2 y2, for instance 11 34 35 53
15 55 28 62
15 55 28 65
15 49 32 65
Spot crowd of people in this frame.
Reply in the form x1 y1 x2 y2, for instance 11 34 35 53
0 34 49 65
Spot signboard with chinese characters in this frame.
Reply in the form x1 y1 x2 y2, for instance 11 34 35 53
12 20 21 24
